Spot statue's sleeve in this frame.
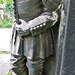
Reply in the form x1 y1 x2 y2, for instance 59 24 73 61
42 0 61 12
28 0 61 36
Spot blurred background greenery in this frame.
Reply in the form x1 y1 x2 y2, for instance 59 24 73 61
0 0 13 28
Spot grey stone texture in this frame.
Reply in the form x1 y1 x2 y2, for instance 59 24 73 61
54 0 75 75
0 54 10 75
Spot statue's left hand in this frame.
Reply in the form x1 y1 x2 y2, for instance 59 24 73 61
15 19 29 31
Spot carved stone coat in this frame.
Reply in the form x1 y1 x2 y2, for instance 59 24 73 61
11 0 60 60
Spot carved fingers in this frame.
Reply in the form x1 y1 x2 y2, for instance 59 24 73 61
30 22 46 31
28 15 47 28
14 19 29 31
29 12 58 31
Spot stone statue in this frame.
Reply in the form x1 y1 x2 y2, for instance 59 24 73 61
10 0 62 75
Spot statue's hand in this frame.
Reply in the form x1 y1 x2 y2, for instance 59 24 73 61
29 12 58 31
13 12 58 36
15 19 29 31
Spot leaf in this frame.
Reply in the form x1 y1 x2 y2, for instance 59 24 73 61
5 0 13 4
0 0 4 4
7 72 12 75
0 0 13 4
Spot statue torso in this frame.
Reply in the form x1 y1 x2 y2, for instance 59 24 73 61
17 0 60 21
17 0 43 21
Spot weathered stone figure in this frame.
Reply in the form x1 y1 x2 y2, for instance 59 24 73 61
10 0 61 75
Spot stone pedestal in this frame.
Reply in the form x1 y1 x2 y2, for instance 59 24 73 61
54 0 75 75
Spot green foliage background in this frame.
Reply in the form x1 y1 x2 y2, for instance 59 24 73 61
0 0 13 28
0 0 4 4
0 0 12 4
0 0 13 16
0 19 13 28
5 3 13 15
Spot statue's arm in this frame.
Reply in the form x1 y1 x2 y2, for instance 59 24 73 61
29 11 58 28
15 0 61 36
29 0 61 29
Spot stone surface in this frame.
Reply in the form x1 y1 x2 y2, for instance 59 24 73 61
0 28 12 51
0 54 10 75
55 0 75 75
61 0 75 75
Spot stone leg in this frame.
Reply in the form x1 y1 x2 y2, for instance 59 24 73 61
10 54 28 75
26 58 45 75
